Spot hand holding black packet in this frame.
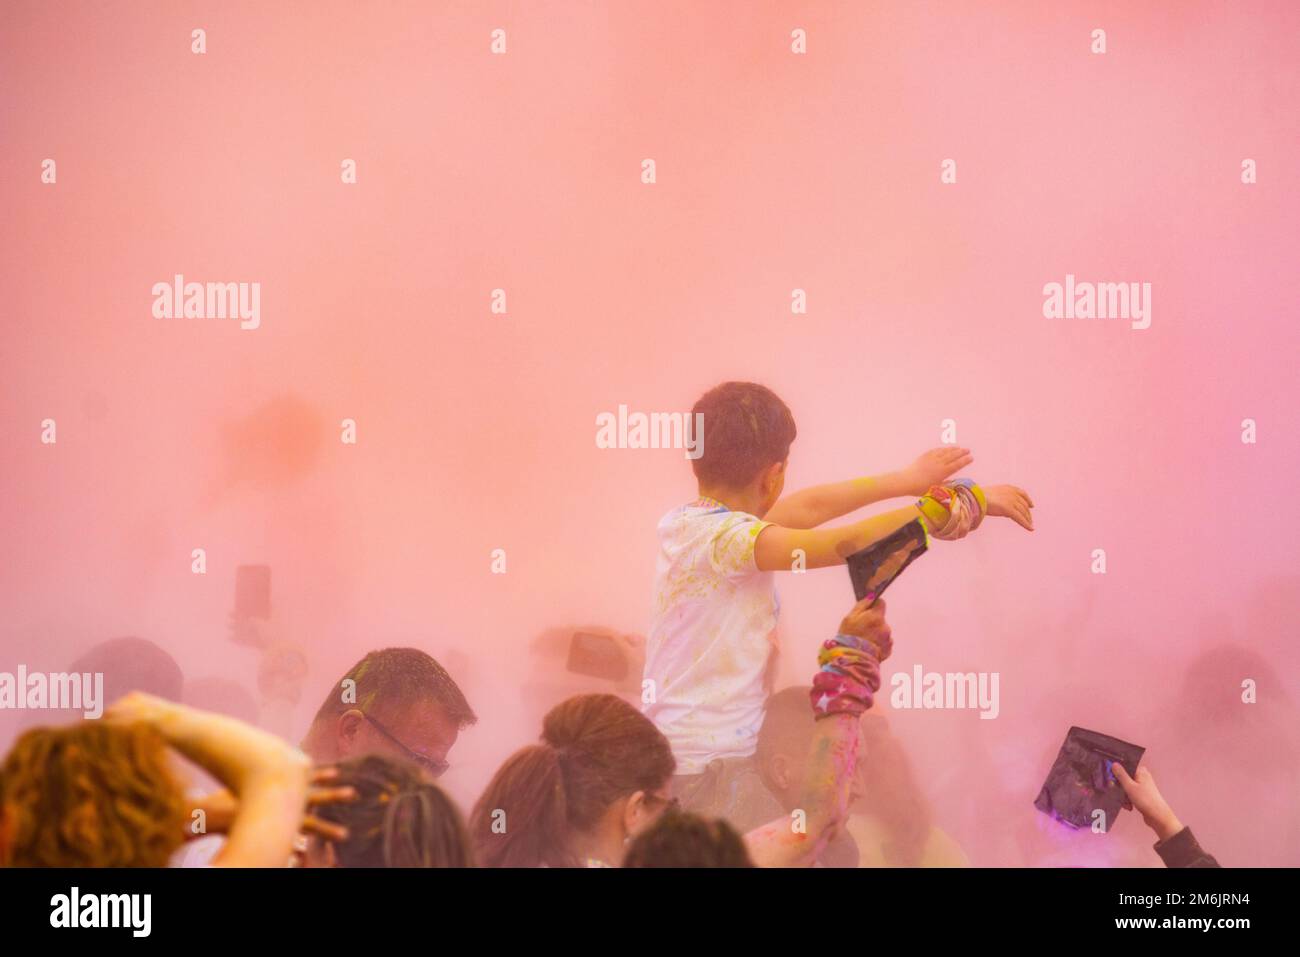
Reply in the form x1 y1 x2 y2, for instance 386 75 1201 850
844 518 929 602
1034 726 1145 832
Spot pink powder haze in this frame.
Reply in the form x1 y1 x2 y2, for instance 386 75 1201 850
2 1 1298 867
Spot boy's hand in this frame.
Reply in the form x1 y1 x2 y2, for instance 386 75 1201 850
984 484 1034 530
838 596 892 661
1112 764 1183 842
901 447 973 496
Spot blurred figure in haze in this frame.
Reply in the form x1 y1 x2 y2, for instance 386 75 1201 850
1157 642 1300 866
184 676 259 725
520 625 645 728
756 690 969 867
228 616 311 740
12 636 186 739
71 636 184 703
846 712 969 867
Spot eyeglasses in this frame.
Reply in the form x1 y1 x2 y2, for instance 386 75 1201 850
646 793 680 815
362 713 450 778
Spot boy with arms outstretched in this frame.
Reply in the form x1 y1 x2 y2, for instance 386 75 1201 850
644 381 1033 833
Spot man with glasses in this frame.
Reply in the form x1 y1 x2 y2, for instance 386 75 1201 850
301 647 476 780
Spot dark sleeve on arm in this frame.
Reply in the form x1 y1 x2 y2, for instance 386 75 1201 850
1154 826 1221 868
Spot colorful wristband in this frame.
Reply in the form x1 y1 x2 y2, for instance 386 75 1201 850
916 477 986 540
810 633 882 718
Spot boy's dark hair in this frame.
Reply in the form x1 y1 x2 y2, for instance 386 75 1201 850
315 753 473 867
623 810 754 868
691 382 796 487
309 648 476 731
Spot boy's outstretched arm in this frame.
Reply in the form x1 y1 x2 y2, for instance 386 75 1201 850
765 447 973 529
755 504 923 570
755 480 1034 571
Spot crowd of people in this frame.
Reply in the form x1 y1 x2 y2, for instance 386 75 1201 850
0 383 1223 868
0 634 1220 869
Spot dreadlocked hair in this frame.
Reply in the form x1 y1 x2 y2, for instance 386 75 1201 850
314 753 474 867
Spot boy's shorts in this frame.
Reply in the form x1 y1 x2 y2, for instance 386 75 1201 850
669 755 786 835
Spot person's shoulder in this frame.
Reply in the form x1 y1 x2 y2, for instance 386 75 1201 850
658 499 731 529
657 502 767 568
711 508 766 540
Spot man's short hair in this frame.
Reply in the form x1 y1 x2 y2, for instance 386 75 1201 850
309 648 476 730
691 381 797 487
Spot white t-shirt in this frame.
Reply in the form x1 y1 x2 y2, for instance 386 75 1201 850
643 499 779 774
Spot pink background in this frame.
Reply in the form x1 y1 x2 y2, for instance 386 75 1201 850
3 1 1298 865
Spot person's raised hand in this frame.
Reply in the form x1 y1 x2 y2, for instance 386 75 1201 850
300 766 357 843
103 691 175 728
838 595 892 661
1113 764 1183 842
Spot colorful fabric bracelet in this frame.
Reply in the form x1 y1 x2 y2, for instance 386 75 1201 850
822 630 892 663
916 477 986 541
810 634 882 718
829 632 874 653
951 477 988 516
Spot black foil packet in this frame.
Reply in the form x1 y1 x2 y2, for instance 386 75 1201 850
845 519 928 602
1034 726 1145 832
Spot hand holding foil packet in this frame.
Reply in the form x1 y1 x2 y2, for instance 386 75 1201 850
1034 726 1145 832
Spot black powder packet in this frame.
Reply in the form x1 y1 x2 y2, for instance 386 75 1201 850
1034 726 1145 832
844 519 928 602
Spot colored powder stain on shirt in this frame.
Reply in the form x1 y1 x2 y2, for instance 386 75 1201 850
643 501 779 773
